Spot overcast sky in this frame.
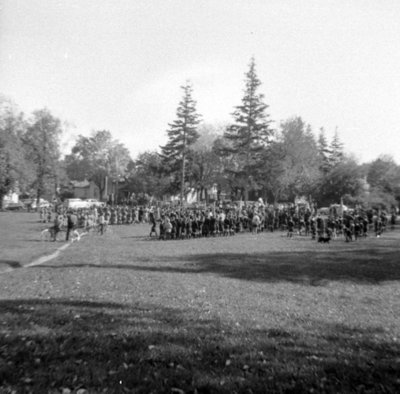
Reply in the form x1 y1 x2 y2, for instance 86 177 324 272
1 0 400 163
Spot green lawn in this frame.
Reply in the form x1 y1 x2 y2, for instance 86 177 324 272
0 212 399 393
0 211 63 273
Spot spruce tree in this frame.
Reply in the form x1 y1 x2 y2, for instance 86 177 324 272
160 82 201 204
329 128 344 166
221 57 272 200
317 127 331 174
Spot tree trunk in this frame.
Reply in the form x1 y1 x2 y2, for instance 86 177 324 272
180 143 186 207
0 191 5 210
103 175 108 201
36 179 43 206
180 154 185 206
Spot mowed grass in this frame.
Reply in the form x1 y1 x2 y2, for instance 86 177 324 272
0 211 62 272
0 213 400 393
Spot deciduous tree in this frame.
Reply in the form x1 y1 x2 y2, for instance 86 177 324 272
65 130 131 200
276 117 319 201
23 109 63 203
188 124 224 202
258 117 319 203
366 155 400 208
316 155 363 207
126 151 168 199
0 99 32 208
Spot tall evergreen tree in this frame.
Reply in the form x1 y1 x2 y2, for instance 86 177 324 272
329 128 344 166
220 57 272 200
160 81 201 204
317 127 331 174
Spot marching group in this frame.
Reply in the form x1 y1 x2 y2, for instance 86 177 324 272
39 205 153 241
39 203 396 243
150 205 395 242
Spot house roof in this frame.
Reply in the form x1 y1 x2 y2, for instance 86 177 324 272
70 180 91 188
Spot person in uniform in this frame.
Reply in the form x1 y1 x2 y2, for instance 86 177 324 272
66 210 79 241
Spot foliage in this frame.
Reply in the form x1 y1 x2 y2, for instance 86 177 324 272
364 188 398 210
257 141 286 203
160 82 201 202
315 156 363 207
2 80 400 210
329 128 344 167
187 124 225 202
263 117 320 203
364 155 400 209
22 109 63 202
0 100 31 208
65 130 132 199
367 155 400 195
125 151 169 199
317 128 331 174
219 58 273 199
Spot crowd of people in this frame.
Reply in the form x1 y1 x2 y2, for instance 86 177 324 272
38 202 396 243
39 204 153 241
150 204 395 242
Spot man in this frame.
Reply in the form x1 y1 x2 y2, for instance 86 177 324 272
98 210 106 235
66 210 78 241
52 213 63 241
149 210 157 237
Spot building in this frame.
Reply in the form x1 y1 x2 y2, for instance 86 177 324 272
63 180 101 200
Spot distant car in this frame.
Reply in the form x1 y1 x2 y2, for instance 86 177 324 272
317 207 330 217
63 198 89 210
85 198 105 208
31 199 52 210
4 202 25 211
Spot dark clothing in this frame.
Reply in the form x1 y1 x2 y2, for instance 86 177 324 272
52 216 63 241
66 213 78 241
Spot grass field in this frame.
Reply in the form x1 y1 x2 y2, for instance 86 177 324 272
0 212 399 393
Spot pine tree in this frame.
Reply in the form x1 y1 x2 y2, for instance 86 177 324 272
317 127 331 174
329 128 344 166
160 82 201 204
221 57 272 200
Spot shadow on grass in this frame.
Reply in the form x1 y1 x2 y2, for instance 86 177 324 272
181 248 400 284
36 246 400 284
120 235 151 240
0 298 399 393
0 260 21 268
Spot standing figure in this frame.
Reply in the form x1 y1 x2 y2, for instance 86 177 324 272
66 210 79 241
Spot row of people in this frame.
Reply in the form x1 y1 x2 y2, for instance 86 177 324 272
151 207 393 241
41 205 153 225
43 201 395 243
151 210 263 240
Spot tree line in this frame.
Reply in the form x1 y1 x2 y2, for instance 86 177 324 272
1 58 399 210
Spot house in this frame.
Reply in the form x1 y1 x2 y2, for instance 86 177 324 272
63 180 101 200
2 191 19 206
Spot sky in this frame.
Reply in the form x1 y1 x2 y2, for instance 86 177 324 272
1 0 400 163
